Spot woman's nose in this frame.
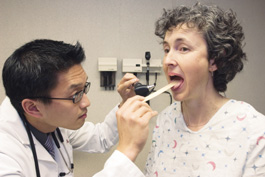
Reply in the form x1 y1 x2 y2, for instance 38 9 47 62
164 51 178 67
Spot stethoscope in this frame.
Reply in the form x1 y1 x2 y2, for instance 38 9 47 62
21 113 74 177
52 128 74 176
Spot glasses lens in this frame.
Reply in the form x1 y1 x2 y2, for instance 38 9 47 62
74 91 83 103
84 82 90 94
73 82 90 103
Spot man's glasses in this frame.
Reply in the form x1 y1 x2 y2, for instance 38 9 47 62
30 82 90 104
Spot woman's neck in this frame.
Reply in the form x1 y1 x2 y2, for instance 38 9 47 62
182 92 229 131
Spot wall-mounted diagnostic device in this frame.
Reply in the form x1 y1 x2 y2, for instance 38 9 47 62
122 58 142 73
121 52 162 104
98 57 117 90
142 59 162 73
122 58 162 73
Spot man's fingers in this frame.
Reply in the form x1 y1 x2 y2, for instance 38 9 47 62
141 110 158 124
118 96 157 125
119 73 138 87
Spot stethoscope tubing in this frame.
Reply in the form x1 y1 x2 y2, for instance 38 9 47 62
20 113 41 177
22 113 73 177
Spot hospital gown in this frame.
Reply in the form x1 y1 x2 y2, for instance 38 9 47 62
145 100 265 177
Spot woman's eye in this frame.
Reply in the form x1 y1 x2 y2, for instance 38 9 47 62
164 48 170 54
180 47 189 52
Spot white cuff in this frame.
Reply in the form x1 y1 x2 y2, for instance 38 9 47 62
94 150 144 177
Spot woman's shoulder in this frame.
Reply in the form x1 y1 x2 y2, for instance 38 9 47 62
227 99 265 133
226 99 264 118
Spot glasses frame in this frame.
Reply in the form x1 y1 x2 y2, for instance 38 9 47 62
29 82 90 104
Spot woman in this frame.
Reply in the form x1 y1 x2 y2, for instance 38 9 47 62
144 3 265 177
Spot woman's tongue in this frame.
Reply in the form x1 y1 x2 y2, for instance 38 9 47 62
171 78 182 90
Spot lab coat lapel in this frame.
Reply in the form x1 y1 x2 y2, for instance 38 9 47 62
1 97 56 162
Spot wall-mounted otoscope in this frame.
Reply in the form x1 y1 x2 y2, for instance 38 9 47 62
145 51 151 85
145 51 151 104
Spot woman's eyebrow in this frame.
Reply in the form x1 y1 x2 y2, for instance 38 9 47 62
174 37 189 44
163 37 190 46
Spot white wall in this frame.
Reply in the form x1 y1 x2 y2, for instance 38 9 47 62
1 0 265 176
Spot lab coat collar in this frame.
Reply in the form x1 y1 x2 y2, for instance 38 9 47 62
0 97 56 163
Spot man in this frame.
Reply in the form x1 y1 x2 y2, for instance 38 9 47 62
0 39 157 176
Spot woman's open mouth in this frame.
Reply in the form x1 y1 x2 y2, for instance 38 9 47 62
169 74 184 90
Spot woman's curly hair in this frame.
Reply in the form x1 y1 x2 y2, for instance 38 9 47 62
155 2 247 92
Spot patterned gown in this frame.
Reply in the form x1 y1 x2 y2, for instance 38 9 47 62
145 100 265 177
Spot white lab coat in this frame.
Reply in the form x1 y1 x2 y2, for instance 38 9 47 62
0 97 144 177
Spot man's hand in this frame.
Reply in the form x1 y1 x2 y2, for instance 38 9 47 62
117 73 139 107
116 96 158 162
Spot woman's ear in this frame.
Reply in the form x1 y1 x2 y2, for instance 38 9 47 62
209 59 217 72
21 99 43 118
